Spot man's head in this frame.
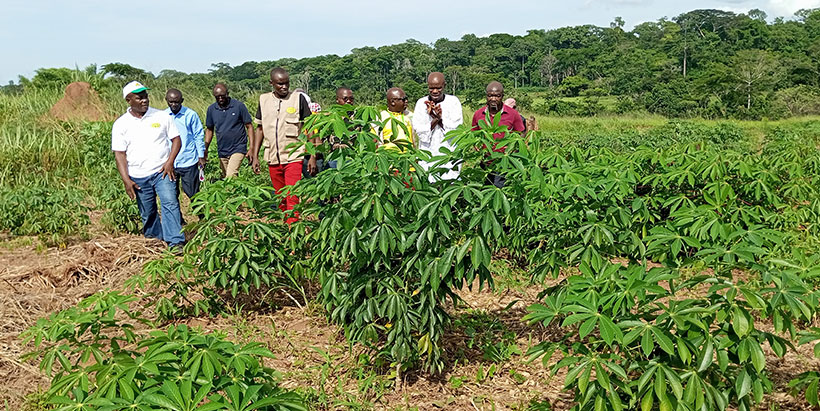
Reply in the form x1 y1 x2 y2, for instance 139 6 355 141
504 97 517 110
386 87 408 113
123 81 150 115
269 68 290 98
165 88 184 114
212 83 229 108
126 91 149 115
336 87 354 105
486 81 504 112
427 72 445 103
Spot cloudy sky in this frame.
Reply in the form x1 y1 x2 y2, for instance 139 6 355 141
1 0 818 84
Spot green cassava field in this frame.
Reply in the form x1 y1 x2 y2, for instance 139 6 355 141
1 79 820 411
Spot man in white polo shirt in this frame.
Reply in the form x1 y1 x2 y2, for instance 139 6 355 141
112 81 185 250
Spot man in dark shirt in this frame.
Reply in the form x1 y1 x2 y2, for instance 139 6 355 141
471 81 525 188
205 83 254 178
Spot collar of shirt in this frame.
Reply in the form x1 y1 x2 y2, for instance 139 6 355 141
215 99 235 111
483 105 507 117
127 106 159 120
387 109 411 119
272 91 292 101
166 106 188 117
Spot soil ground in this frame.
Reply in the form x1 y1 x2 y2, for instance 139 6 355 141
1 234 818 410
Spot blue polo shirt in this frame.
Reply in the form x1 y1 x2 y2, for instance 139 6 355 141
165 106 205 168
205 98 253 157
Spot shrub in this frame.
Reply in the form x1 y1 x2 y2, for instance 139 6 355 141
22 291 305 411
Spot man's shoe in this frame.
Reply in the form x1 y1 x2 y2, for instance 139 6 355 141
169 244 185 255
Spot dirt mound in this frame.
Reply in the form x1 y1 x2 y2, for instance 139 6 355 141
49 82 108 122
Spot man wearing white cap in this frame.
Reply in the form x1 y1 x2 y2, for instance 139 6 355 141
111 81 185 250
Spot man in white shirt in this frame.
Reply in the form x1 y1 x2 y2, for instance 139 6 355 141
112 81 185 249
412 72 463 181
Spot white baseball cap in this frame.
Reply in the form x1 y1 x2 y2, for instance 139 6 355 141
122 81 149 98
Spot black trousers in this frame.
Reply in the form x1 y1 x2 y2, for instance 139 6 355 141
174 164 202 200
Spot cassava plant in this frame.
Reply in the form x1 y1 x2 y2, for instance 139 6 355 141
127 176 313 320
289 105 530 373
524 260 820 411
22 291 305 411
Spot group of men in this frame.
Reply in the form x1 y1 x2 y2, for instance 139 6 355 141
111 69 526 249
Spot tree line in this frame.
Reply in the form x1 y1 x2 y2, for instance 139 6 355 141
5 7 820 119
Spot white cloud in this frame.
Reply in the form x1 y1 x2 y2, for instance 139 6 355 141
767 0 820 16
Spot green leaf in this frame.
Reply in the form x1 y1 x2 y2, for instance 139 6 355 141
750 342 765 373
697 338 714 372
599 316 620 346
651 327 675 355
579 317 598 339
733 307 750 337
677 337 691 365
641 329 653 357
736 369 752 399
641 390 653 411
806 379 819 406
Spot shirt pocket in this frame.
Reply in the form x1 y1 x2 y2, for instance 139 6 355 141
283 116 300 138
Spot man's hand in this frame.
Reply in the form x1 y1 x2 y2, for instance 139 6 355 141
123 179 140 200
162 161 176 181
425 100 437 115
250 157 261 174
198 157 207 167
307 156 318 176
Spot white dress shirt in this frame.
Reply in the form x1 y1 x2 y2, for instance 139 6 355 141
412 95 463 181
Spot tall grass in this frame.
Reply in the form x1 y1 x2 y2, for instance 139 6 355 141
3 81 820 244
0 125 85 186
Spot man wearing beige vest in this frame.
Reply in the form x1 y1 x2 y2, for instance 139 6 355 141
251 67 315 224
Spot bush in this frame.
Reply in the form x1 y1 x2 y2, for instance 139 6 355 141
290 106 526 373
22 291 305 411
0 183 89 245
130 176 307 320
771 85 820 118
525 261 819 411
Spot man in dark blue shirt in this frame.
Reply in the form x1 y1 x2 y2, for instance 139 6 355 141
205 83 254 178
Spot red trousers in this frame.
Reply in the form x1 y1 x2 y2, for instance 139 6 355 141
269 162 302 224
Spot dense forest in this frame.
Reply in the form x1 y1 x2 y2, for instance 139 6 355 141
5 7 820 119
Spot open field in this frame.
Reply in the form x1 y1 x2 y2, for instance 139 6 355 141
1 87 820 411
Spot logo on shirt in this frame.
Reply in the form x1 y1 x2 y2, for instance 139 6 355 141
151 123 161 128
286 107 297 114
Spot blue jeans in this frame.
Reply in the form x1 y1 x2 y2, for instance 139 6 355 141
131 172 185 246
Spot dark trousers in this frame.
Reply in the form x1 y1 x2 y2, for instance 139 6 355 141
302 155 325 179
175 163 203 223
487 172 506 188
174 164 202 200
